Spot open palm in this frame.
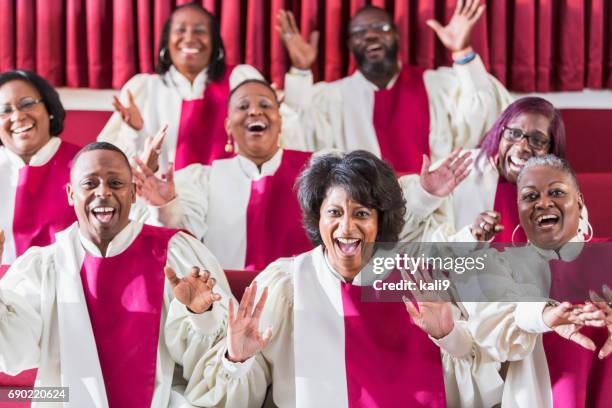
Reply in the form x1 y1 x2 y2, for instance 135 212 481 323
132 157 176 206
426 0 485 53
420 148 472 197
165 266 221 313
276 9 319 70
227 281 273 363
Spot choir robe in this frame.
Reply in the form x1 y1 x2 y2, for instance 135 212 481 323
99 65 301 172
280 56 512 172
457 235 608 408
138 148 313 271
172 246 503 408
399 149 588 243
0 138 78 264
0 221 233 408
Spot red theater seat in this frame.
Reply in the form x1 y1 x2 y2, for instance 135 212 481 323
577 173 612 237
225 270 259 299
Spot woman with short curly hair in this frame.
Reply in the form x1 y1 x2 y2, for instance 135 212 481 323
177 150 490 407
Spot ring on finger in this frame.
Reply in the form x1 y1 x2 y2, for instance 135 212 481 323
479 221 487 230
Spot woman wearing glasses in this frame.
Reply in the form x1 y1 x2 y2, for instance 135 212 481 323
403 96 567 243
0 69 79 393
0 70 80 265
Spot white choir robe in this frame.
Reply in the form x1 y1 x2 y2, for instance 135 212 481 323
455 236 587 408
98 65 303 172
135 148 310 271
0 138 74 264
170 246 504 408
0 221 233 408
280 56 512 166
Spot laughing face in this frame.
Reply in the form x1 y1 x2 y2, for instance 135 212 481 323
518 166 583 250
225 81 281 166
319 186 378 281
497 112 552 184
168 6 213 78
348 9 399 78
0 80 51 163
67 149 136 251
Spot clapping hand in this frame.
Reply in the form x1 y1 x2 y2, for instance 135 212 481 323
132 157 176 207
401 266 454 339
276 9 319 70
572 287 612 359
227 281 273 363
140 125 168 173
419 148 472 197
426 0 485 55
165 266 222 314
112 90 144 131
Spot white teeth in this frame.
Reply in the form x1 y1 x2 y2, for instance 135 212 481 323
537 214 559 223
247 121 267 131
366 44 382 52
12 124 34 134
181 47 200 54
337 238 359 244
92 207 114 213
509 156 526 166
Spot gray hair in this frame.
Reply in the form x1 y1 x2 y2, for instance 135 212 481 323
517 154 579 190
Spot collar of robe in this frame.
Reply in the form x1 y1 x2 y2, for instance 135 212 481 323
1 136 60 168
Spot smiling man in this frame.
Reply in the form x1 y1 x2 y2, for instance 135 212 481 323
0 142 233 407
277 1 511 174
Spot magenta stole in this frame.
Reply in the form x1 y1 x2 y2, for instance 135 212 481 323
13 141 79 256
492 177 527 243
342 284 446 407
373 66 430 174
80 225 179 407
244 150 313 271
544 239 612 408
0 141 79 396
174 65 236 170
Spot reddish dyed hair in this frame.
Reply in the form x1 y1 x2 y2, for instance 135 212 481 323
478 97 566 160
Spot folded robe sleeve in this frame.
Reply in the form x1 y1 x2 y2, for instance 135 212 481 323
0 247 49 374
163 232 234 382
178 260 293 408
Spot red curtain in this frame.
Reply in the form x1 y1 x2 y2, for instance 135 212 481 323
0 0 610 91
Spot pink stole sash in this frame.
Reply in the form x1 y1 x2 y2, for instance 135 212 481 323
244 150 313 271
373 66 430 174
492 177 526 243
80 225 178 408
544 239 612 408
341 283 446 407
12 141 79 256
174 65 236 170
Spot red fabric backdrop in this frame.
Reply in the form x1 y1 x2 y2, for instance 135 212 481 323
0 0 610 91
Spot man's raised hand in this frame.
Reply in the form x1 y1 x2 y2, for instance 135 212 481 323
426 0 485 55
276 9 319 70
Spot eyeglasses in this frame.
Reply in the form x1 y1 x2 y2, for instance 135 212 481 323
503 126 551 150
0 97 44 118
349 22 392 38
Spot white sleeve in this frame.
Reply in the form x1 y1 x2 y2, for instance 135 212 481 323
428 304 504 408
182 260 293 407
0 248 48 374
97 74 151 159
163 232 234 382
280 68 343 152
424 56 512 162
398 174 447 242
143 164 210 240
